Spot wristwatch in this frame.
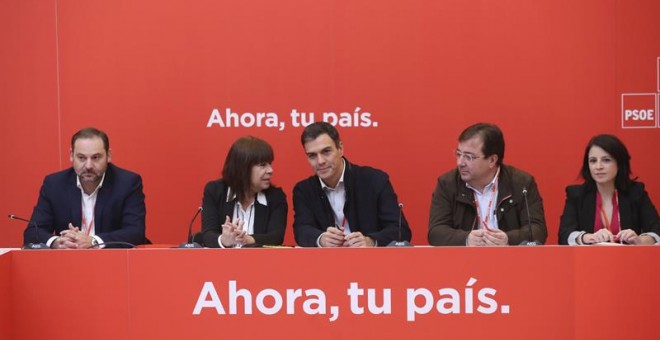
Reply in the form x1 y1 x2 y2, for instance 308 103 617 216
91 238 100 248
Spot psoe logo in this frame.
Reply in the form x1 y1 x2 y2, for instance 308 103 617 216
621 93 657 129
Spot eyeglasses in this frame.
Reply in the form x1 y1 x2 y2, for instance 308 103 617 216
454 150 483 163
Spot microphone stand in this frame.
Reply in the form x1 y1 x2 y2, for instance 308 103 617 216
387 203 412 247
177 207 203 248
519 188 542 246
8 214 49 249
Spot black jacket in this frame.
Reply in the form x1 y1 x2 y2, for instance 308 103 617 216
558 182 660 244
201 179 288 247
293 159 411 246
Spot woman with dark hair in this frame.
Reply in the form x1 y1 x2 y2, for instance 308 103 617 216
200 136 287 247
559 134 659 245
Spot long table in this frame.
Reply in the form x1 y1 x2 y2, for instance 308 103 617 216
1 246 657 339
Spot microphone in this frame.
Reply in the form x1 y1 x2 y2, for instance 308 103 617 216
177 206 203 248
88 241 136 249
8 214 49 250
387 203 412 247
519 187 542 246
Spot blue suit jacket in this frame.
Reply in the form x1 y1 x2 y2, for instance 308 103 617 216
24 163 147 247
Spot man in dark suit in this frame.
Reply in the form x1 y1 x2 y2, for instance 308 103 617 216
293 122 411 247
24 127 146 248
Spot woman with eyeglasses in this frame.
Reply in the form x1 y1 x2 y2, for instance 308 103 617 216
200 136 287 248
559 134 659 245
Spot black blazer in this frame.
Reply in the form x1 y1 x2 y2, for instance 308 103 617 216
558 182 660 244
200 179 288 247
24 163 147 247
292 158 411 247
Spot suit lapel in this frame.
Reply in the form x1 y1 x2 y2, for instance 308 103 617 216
494 173 509 224
316 180 335 228
93 165 114 233
581 188 596 233
68 172 83 228
222 184 234 221
95 184 109 233
253 203 267 234
617 190 632 229
342 160 358 231
455 169 475 206
496 166 513 205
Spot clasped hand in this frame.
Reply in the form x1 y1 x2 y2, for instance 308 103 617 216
52 223 93 249
221 216 254 247
467 228 508 246
320 226 375 247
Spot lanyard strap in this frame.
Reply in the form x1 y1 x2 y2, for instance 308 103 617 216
81 202 95 235
597 190 619 234
336 216 348 234
474 180 498 230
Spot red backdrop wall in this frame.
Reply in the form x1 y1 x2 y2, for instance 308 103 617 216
1 0 659 247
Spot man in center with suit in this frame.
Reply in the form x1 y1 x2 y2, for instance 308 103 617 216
24 127 147 248
293 122 412 247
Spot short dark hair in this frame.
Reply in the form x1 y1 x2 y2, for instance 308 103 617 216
71 127 110 154
580 134 635 191
222 136 274 201
458 123 505 166
300 122 341 148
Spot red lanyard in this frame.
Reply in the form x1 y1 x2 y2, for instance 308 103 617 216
474 180 498 231
81 202 95 235
596 191 619 234
335 216 347 233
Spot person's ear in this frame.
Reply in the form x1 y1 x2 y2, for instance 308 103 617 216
489 154 498 168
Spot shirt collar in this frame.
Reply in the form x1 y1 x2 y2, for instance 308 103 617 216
76 171 106 196
466 166 500 194
225 187 268 206
319 158 346 191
